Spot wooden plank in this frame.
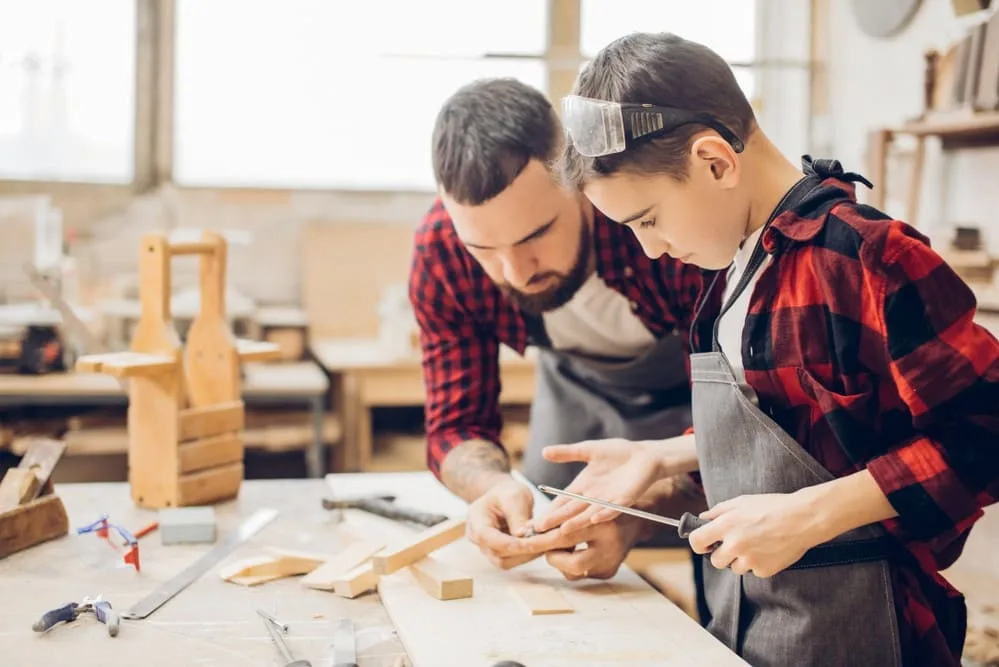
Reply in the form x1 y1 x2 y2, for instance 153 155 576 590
372 519 466 575
76 351 176 377
178 433 243 474
178 401 244 441
0 468 40 511
301 539 385 591
0 494 69 558
16 438 65 493
511 579 574 616
235 339 282 363
176 462 243 506
333 561 379 599
409 555 473 601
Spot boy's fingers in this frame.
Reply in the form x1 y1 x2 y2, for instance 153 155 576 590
541 443 593 463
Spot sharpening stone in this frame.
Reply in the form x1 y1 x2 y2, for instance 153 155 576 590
159 506 217 545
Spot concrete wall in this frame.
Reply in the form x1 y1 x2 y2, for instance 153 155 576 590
825 0 999 248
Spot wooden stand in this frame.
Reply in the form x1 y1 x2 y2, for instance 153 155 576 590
0 438 70 558
76 232 279 509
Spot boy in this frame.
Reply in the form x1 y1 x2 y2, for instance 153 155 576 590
539 31 999 666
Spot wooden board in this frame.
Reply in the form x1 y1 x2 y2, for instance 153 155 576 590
511 578 574 615
372 519 466 575
327 472 748 667
301 539 385 591
409 555 473 601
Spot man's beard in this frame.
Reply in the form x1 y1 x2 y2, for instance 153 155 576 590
500 222 592 316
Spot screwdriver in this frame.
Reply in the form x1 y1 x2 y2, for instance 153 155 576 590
537 485 714 544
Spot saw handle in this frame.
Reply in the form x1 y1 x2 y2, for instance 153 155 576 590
32 603 79 632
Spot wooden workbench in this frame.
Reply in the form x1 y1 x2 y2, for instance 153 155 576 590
0 473 748 667
311 339 536 471
0 362 332 477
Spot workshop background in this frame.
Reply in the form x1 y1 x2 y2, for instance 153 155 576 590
1 0 998 662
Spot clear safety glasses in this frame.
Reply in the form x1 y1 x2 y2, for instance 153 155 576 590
561 94 745 158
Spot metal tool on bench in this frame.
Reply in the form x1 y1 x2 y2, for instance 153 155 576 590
33 594 120 637
121 508 278 620
537 485 711 540
323 618 358 667
321 494 449 527
257 608 289 633
261 614 312 667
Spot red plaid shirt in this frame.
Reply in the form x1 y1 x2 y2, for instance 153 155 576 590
720 166 999 664
409 196 718 478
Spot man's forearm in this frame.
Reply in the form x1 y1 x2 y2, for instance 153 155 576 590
440 439 512 503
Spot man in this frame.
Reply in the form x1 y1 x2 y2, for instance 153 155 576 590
408 77 719 577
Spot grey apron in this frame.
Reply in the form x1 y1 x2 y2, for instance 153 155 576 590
520 317 692 493
690 170 902 666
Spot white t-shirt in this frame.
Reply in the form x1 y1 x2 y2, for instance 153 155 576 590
717 225 772 390
542 271 656 361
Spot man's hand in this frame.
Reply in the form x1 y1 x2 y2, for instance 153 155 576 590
465 476 539 570
688 492 822 578
517 514 646 581
533 435 698 534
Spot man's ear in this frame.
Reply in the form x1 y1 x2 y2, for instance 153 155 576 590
692 135 739 187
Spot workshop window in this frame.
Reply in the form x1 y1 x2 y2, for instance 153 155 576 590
579 0 758 104
172 0 549 191
0 0 136 183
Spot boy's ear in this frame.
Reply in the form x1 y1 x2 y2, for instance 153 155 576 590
692 135 739 187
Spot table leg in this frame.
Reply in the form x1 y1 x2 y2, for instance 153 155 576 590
340 373 361 472
357 404 373 471
305 395 325 478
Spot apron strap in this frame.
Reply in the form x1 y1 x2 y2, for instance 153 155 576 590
785 536 899 571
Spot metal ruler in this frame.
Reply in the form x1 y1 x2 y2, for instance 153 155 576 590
121 508 278 620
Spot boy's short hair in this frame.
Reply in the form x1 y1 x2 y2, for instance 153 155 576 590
560 32 757 190
432 78 561 206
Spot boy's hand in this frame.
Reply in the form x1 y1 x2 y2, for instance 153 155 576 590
688 492 822 578
517 515 647 580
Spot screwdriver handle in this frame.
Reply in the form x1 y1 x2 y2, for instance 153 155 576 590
676 512 709 539
32 603 79 632
677 513 722 552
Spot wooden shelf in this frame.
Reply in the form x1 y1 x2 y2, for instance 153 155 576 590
890 111 999 147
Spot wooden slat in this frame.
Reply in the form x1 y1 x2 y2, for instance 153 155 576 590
177 462 243 506
301 539 385 591
178 401 244 441
511 579 574 615
236 339 282 363
178 433 243 474
76 351 176 378
372 519 466 575
333 561 379 599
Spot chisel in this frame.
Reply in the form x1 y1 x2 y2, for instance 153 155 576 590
537 485 712 541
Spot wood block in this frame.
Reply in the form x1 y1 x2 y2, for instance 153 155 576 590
178 433 243 473
511 580 574 616
262 327 306 361
372 519 466 575
176 462 243 506
301 539 385 591
408 555 473 601
220 549 326 585
0 468 41 511
17 438 65 492
178 402 244 441
333 561 379 599
0 494 69 558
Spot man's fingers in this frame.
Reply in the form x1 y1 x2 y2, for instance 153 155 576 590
518 526 578 554
533 499 587 533
469 522 529 556
541 443 593 464
590 506 621 524
497 553 541 570
545 545 598 579
495 492 533 536
559 506 605 534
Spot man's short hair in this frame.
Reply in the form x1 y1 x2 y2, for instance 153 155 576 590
560 32 757 190
432 78 561 206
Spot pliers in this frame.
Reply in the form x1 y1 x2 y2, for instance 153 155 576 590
32 594 120 637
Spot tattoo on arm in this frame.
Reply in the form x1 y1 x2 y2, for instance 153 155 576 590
440 439 511 503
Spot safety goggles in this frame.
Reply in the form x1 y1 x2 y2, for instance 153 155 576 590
561 94 745 158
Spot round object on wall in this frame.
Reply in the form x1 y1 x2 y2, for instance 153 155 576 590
851 0 923 38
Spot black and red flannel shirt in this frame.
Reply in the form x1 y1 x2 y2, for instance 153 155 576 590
409 196 719 479
722 171 999 664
